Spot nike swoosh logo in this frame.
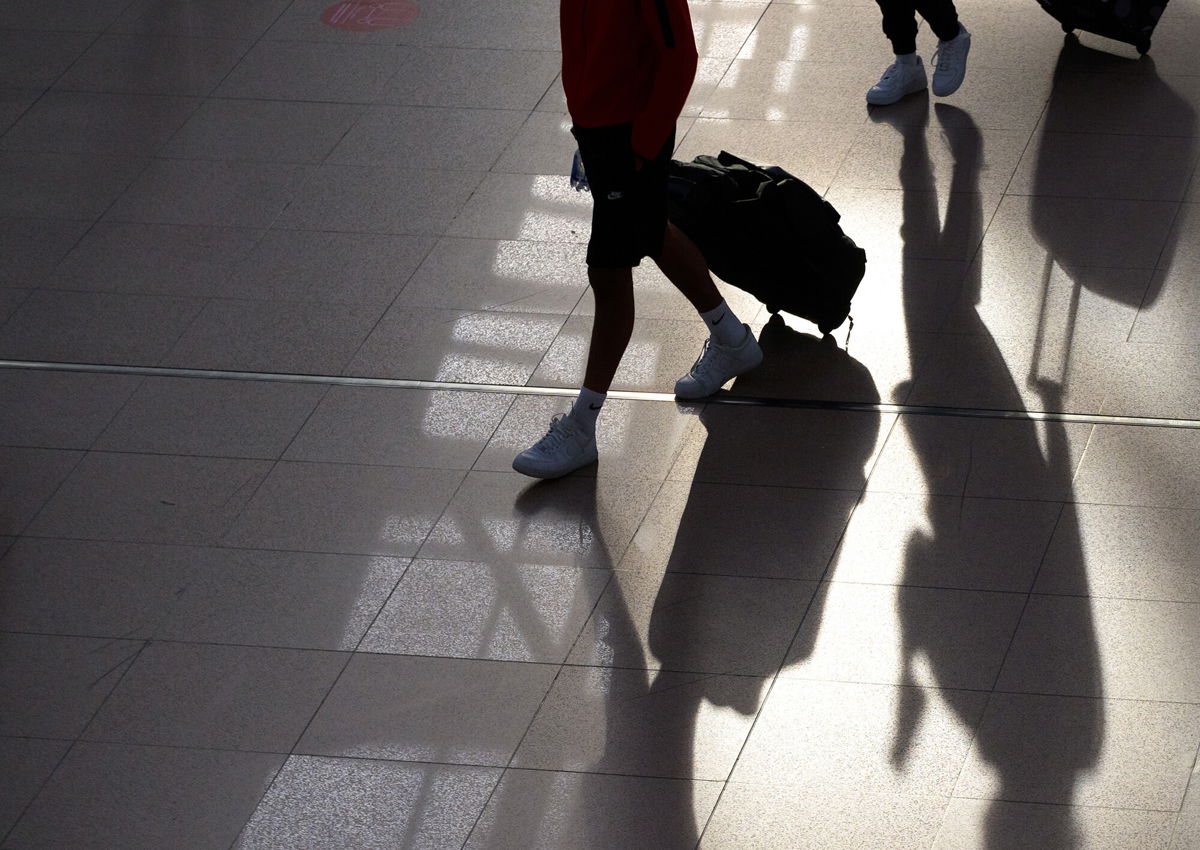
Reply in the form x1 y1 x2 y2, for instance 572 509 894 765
712 314 725 325
589 403 602 410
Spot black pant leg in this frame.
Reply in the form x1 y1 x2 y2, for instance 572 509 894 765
875 0 919 55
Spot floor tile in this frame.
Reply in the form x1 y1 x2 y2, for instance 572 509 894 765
418 470 660 569
0 89 35 135
329 105 526 171
297 654 555 764
490 110 577 176
732 679 988 795
0 290 205 364
1041 68 1200 137
0 31 95 90
0 737 70 838
27 452 273 545
83 642 346 751
160 98 364 164
263 0 457 45
1073 424 1200 509
983 194 1180 274
0 633 142 738
677 118 865 197
866 414 1093 501
275 165 483 235
570 256 763 323
215 40 409 102
839 111 1028 197
514 665 764 780
110 0 294 38
1101 343 1200 421
45 221 261 297
7 742 283 850
0 538 198 639
223 461 464 556
831 490 1062 592
1 0 131 32
389 237 586 315
702 60 876 124
0 369 140 449
346 307 565 383
0 288 28 325
379 46 561 110
1010 129 1199 203
0 217 91 288
105 159 311 229
1036 503 1200 603
783 582 1025 690
934 797 1177 850
618 479 858 580
162 298 383 374
284 386 512 468
56 34 251 97
999 594 1200 702
426 0 559 51
446 172 593 242
95 377 327 458
955 693 1200 811
568 570 815 675
1174 765 1200 850
2 538 388 653
223 229 435 304
155 549 407 650
0 151 148 220
671 404 889 491
467 769 723 850
701 785 947 850
0 91 199 157
360 558 607 662
234 759 499 849
0 447 82 536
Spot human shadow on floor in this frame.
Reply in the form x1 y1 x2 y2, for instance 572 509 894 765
485 328 881 849
639 324 882 845
879 100 1103 847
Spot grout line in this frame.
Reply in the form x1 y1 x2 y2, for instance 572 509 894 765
4 358 1200 430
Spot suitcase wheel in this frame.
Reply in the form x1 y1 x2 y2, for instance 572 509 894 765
766 303 781 314
1061 22 1073 34
1137 39 1151 55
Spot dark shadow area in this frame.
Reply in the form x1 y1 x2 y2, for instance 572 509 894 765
1031 37 1195 319
643 326 882 844
883 100 1103 847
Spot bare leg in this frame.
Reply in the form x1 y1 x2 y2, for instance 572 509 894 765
581 265 635 394
651 221 723 314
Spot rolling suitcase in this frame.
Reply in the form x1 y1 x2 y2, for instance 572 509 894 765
667 151 866 335
1035 0 1169 54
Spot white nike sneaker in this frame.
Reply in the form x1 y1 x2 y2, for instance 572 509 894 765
512 413 598 479
674 325 763 399
866 57 928 106
931 25 971 97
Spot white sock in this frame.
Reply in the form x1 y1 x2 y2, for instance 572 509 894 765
896 52 919 65
700 300 747 347
568 387 605 435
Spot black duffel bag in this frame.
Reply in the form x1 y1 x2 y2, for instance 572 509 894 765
668 151 866 335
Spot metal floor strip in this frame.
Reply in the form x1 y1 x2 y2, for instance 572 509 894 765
4 359 1199 431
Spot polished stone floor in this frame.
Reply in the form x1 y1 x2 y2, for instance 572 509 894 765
2 0 1199 847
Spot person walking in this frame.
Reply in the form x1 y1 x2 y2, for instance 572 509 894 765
866 0 972 106
513 0 763 480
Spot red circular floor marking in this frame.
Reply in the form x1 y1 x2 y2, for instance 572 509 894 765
321 1 420 31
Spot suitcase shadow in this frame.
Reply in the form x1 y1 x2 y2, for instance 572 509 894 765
875 98 1104 847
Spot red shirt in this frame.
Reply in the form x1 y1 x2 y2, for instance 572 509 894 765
560 0 699 160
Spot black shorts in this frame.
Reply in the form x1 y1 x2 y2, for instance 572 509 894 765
573 123 674 268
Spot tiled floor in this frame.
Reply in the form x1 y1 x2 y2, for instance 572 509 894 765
2 0 1199 847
